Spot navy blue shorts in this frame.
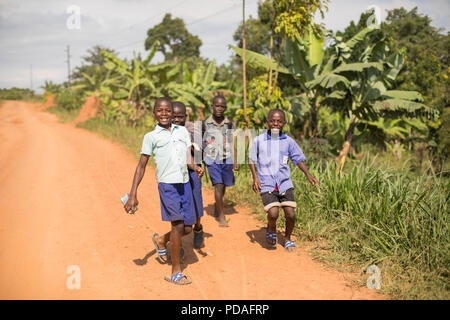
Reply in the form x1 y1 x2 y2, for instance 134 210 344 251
188 170 204 219
205 158 235 186
158 182 195 225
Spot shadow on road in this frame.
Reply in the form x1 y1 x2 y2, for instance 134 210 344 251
204 203 238 218
246 227 278 250
133 231 213 272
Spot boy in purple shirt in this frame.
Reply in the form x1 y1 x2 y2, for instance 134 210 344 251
249 109 320 252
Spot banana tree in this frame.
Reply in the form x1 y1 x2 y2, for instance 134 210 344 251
311 41 438 169
231 27 378 137
80 65 120 98
166 60 228 119
101 41 177 123
40 80 62 95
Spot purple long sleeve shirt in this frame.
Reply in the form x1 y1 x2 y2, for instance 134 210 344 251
249 131 306 194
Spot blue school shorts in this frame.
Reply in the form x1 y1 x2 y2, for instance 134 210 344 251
188 169 204 219
205 157 235 186
158 182 196 226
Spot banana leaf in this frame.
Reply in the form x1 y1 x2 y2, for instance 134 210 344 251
229 45 290 74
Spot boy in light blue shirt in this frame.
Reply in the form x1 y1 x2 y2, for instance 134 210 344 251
124 97 203 285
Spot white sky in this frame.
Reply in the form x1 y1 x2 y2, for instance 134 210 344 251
0 0 448 92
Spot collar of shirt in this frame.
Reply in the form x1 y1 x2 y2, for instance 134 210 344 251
154 123 180 133
205 115 231 128
263 130 288 141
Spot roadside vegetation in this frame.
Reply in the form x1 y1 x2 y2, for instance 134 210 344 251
36 1 449 299
0 87 43 103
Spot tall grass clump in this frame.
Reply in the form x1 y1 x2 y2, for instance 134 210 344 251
45 106 81 123
228 155 449 299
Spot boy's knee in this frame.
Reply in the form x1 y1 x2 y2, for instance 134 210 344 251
283 207 296 221
171 220 185 234
184 225 193 235
267 207 279 220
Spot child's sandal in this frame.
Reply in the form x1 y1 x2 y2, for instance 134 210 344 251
266 229 277 248
164 272 191 285
284 240 297 252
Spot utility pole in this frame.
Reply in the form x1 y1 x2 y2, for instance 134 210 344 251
242 0 250 128
30 64 33 91
65 45 71 89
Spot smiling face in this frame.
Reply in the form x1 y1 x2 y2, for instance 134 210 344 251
267 110 286 133
212 97 227 119
172 105 187 126
153 99 172 127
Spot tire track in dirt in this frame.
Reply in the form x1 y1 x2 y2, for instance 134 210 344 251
0 101 385 299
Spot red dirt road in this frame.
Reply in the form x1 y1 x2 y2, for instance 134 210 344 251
0 101 384 299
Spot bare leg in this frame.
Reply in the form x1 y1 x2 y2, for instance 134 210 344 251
214 183 227 226
194 218 202 231
283 206 296 252
266 206 279 246
169 221 192 282
157 224 192 248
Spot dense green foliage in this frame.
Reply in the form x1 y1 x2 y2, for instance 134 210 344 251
54 88 85 110
145 13 202 61
41 2 449 299
0 87 38 101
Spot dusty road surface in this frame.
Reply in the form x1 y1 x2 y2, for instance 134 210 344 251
0 100 384 299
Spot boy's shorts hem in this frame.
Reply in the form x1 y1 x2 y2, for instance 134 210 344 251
261 188 296 212
263 202 281 212
206 159 235 187
158 182 196 225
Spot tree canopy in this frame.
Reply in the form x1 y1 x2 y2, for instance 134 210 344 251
144 13 202 61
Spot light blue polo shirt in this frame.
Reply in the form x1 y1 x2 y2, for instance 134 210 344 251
141 123 191 184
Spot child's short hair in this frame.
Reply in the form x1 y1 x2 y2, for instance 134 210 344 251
172 101 186 113
153 97 172 111
268 108 286 120
212 94 226 105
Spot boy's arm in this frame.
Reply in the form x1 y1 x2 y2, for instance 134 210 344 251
249 162 261 193
187 146 204 178
296 161 320 188
125 154 149 213
248 138 260 193
288 138 320 188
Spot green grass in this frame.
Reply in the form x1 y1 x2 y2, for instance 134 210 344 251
227 157 449 300
49 107 449 299
45 106 81 123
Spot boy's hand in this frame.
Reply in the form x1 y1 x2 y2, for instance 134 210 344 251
307 175 320 188
124 196 138 214
252 177 262 193
195 165 204 178
233 163 240 171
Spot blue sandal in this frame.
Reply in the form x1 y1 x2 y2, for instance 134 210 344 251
266 228 277 248
152 233 168 263
285 240 297 252
164 272 191 285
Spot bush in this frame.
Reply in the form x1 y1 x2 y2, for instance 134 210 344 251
0 87 37 101
55 88 84 110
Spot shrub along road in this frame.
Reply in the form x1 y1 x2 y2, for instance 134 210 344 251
0 100 384 299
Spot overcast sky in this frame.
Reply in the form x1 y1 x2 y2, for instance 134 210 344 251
0 0 448 93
